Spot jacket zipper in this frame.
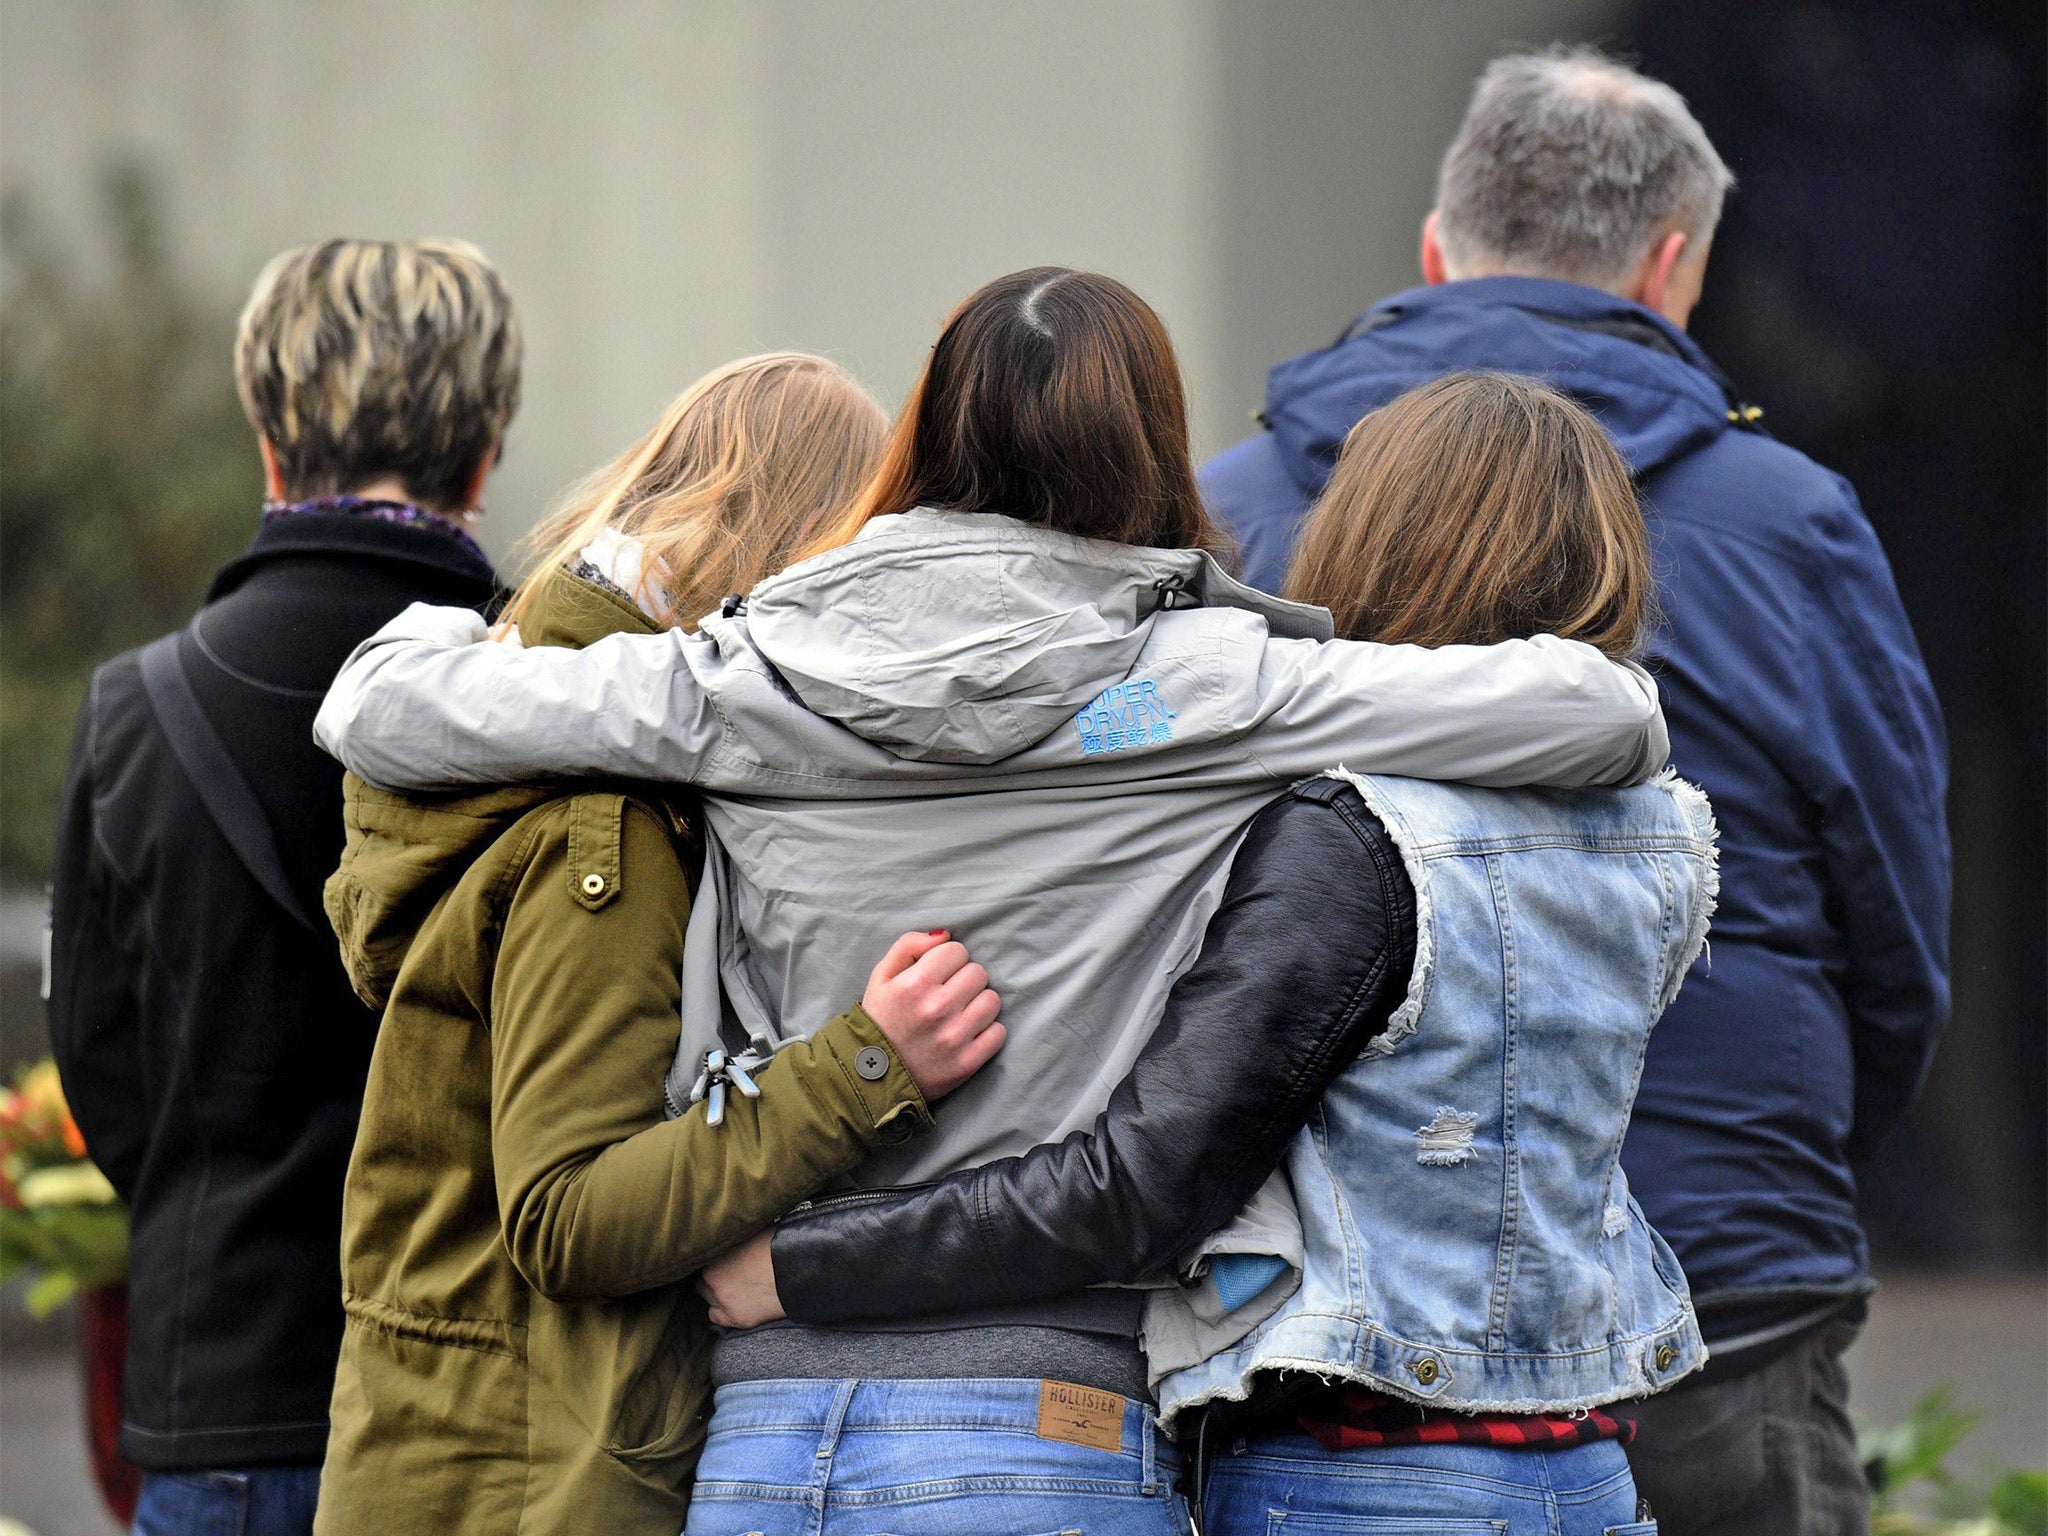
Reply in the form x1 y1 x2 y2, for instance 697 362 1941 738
786 1180 940 1217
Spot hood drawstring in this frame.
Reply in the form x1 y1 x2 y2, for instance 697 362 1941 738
1153 573 1199 613
688 1035 792 1126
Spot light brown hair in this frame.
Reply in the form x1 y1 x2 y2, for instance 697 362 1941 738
803 267 1226 558
501 353 885 634
234 238 521 509
1285 372 1649 658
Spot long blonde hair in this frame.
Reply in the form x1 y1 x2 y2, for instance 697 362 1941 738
503 353 886 632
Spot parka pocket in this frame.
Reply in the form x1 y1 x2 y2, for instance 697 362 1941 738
526 1288 711 1465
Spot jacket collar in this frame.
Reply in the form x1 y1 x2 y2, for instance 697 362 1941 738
207 510 502 604
516 561 665 649
1263 276 1753 497
1350 276 1718 373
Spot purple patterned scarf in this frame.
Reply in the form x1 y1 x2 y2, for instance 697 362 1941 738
260 495 489 564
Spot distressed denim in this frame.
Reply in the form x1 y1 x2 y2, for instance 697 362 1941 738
683 1378 1191 1536
1161 772 1716 1420
1204 1434 1654 1536
133 1463 321 1536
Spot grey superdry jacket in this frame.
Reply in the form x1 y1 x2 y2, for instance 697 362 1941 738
317 508 1665 1224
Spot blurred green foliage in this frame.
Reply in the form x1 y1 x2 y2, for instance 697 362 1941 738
1 165 258 885
1863 1389 2048 1536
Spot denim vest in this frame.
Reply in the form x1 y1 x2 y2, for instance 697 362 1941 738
1157 769 1717 1418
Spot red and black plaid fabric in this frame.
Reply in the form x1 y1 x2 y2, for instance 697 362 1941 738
1295 1385 1636 1452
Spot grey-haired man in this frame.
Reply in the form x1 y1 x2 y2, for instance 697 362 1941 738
1203 50 1950 1536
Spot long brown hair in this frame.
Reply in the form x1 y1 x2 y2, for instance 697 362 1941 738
502 353 885 633
1285 372 1650 657
803 267 1225 557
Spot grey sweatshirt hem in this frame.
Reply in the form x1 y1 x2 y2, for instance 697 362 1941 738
712 1290 1152 1401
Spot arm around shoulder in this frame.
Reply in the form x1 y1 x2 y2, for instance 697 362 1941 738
313 603 725 792
1251 630 1667 789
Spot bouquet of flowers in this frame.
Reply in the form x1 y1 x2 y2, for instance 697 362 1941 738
0 1058 127 1315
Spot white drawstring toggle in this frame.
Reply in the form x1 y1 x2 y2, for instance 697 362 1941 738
689 1038 780 1126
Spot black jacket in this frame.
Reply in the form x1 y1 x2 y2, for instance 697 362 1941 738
771 775 1417 1325
47 513 499 1468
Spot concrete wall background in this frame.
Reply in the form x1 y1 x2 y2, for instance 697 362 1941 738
3 11 2042 1528
0 0 1616 559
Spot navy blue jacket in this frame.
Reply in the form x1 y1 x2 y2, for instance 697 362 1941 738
1202 276 1950 1326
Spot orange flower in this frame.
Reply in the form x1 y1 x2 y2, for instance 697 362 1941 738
0 1061 92 1165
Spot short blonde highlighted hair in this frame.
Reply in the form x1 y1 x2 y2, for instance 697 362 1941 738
233 238 522 509
501 353 886 634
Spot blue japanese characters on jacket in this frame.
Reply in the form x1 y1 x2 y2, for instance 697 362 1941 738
1198 276 1950 1323
1074 679 1174 756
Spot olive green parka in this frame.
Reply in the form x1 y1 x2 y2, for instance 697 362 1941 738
314 568 931 1535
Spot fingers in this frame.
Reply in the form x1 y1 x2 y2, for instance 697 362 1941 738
927 957 991 1018
870 928 951 986
900 938 974 991
697 1268 745 1330
955 1019 1007 1077
952 986 1002 1037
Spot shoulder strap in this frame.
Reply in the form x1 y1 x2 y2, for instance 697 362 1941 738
137 631 319 931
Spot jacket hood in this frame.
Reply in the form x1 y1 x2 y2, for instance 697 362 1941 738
325 781 552 1008
324 562 663 1006
743 507 1331 765
1263 276 1751 501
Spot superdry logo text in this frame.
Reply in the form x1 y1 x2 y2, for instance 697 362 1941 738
1075 679 1174 755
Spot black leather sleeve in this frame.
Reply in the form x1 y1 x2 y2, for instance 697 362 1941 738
773 776 1417 1324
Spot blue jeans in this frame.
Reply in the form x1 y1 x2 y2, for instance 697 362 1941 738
133 1463 322 1536
1203 1434 1654 1536
684 1378 1192 1535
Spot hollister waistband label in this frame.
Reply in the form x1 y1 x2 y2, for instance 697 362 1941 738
1036 1379 1125 1453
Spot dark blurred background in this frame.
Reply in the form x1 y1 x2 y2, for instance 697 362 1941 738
1 2 2041 1530
1628 0 2045 1270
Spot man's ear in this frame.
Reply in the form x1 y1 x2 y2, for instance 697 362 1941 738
1630 229 1690 316
258 438 287 501
1420 211 1451 286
